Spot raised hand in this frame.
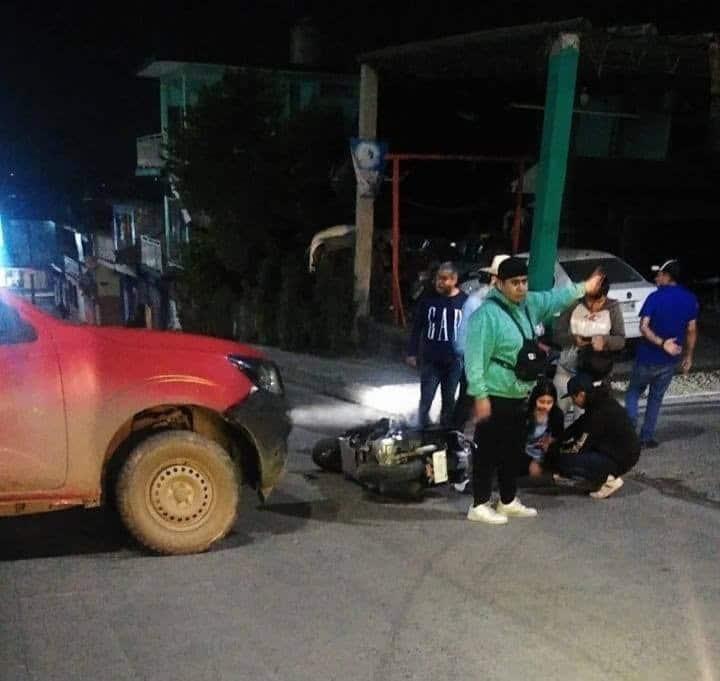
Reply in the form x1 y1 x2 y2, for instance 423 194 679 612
584 268 605 297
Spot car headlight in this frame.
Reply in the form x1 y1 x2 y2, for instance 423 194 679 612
227 356 284 396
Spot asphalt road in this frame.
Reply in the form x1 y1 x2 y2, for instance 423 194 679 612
0 385 718 681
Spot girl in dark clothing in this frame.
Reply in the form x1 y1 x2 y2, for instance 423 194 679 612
520 380 565 479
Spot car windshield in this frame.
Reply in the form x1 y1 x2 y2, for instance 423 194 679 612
560 257 645 284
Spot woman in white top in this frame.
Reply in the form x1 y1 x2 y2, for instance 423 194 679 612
552 277 626 416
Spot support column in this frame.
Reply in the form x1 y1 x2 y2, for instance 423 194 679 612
353 64 379 320
528 33 580 291
511 160 525 254
391 157 406 327
709 41 720 154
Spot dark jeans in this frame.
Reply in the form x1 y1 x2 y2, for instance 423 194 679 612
451 371 474 430
625 361 677 442
419 357 464 428
550 449 620 486
472 396 527 506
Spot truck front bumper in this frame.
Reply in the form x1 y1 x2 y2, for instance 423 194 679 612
224 391 291 500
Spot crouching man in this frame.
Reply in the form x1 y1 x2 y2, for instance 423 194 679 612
544 373 640 499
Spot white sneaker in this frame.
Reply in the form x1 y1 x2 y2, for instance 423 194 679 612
496 498 538 518
590 475 624 499
453 479 470 494
467 502 508 524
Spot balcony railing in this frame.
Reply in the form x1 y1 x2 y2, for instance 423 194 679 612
94 234 116 263
64 256 80 279
141 235 163 273
115 243 141 267
136 133 165 176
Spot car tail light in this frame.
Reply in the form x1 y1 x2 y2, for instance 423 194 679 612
227 355 284 396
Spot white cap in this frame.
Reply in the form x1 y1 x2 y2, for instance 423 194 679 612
480 254 511 276
651 259 676 273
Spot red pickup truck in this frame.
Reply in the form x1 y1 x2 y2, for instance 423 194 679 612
0 292 290 554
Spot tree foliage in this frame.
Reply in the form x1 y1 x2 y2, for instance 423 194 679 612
166 69 355 347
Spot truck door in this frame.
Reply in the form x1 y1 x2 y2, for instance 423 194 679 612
0 300 67 492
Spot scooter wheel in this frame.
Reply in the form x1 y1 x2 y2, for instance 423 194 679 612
311 437 342 472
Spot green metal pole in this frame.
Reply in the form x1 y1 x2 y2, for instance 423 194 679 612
528 34 580 291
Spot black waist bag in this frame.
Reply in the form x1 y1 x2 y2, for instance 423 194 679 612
488 299 548 382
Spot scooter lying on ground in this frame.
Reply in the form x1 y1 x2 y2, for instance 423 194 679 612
311 418 473 499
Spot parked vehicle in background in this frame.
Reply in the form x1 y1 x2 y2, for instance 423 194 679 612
410 234 500 301
308 224 356 272
461 248 656 338
0 292 290 554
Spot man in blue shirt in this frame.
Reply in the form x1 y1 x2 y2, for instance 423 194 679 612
625 259 699 448
407 262 468 427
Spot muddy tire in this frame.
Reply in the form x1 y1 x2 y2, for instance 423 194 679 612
116 431 240 555
311 437 342 472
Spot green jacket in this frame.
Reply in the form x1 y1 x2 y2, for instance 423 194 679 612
465 283 586 399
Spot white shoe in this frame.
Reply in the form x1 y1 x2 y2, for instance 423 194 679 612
590 475 624 499
453 479 470 494
496 497 538 518
467 502 508 524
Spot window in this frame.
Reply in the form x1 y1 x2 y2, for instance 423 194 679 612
167 105 184 134
114 210 134 247
67 284 79 309
166 198 188 265
560 257 645 284
0 301 37 345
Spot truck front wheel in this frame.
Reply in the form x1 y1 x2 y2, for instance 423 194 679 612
116 431 240 554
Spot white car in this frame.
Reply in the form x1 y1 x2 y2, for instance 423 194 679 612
461 248 655 338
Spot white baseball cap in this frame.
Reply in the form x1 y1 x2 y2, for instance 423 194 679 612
480 254 511 276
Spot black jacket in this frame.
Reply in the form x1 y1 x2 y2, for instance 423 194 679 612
553 388 640 472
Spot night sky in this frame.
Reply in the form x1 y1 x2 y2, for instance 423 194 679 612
0 1 713 213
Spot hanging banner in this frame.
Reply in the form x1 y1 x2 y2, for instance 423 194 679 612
350 138 388 198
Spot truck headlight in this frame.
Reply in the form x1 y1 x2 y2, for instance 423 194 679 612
227 356 284 396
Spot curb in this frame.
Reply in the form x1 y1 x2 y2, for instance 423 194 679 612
615 390 720 410
650 391 720 408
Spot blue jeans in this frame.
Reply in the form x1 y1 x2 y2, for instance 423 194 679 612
419 357 463 428
625 361 677 442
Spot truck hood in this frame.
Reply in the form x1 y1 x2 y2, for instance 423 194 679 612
60 324 263 358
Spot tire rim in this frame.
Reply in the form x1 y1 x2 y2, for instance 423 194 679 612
147 461 214 530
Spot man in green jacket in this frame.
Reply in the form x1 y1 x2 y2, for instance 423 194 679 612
464 256 605 524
